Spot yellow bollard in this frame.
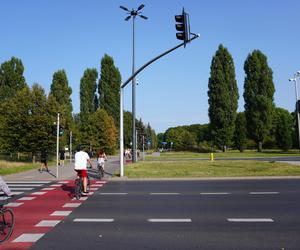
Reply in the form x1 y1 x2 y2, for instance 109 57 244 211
210 153 214 161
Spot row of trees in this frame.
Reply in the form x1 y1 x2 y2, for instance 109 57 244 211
0 55 158 160
158 44 296 152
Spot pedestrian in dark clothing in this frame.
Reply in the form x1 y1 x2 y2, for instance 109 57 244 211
39 149 49 172
59 149 65 166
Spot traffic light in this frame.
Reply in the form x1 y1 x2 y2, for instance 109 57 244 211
175 8 190 47
59 125 64 137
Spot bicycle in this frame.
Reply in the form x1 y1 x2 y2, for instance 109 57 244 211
74 173 91 200
0 201 15 243
97 162 105 180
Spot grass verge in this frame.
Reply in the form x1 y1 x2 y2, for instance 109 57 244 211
125 160 300 178
0 161 39 175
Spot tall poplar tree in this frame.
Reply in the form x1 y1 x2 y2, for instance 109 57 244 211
208 44 239 151
50 70 73 146
98 54 121 127
80 68 98 122
0 57 27 101
243 50 275 151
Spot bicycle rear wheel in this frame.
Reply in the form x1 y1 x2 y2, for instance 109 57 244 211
74 179 82 200
0 208 14 243
87 177 91 193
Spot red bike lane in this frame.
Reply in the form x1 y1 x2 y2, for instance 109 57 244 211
0 180 106 250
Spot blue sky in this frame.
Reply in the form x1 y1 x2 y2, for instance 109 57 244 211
1 0 299 133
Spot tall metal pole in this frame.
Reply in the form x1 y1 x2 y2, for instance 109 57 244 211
294 77 300 150
70 131 72 165
132 15 137 163
56 113 60 179
120 88 124 177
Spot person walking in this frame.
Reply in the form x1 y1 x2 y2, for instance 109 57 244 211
39 149 49 172
59 149 65 166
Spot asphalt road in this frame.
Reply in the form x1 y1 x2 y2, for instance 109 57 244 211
31 179 300 250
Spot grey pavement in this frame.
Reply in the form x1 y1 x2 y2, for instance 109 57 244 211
3 155 120 182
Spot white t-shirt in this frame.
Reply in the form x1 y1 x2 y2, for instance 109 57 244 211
74 151 90 170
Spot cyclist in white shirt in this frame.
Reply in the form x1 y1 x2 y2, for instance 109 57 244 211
74 147 93 194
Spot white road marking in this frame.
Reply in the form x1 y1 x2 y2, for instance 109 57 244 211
42 188 55 191
8 184 43 187
148 219 192 223
73 218 114 222
91 184 103 187
90 188 99 191
99 193 128 195
200 192 230 195
150 193 180 195
227 218 274 222
51 211 72 216
4 202 23 207
35 220 61 227
63 203 81 208
0 191 24 195
10 188 34 191
31 191 47 195
96 181 107 184
13 233 45 242
72 197 88 201
6 181 50 184
250 192 279 195
18 197 36 201
58 181 69 184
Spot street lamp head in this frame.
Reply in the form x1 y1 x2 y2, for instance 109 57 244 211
139 15 148 20
137 4 145 11
120 5 129 11
125 16 131 21
296 71 300 76
289 78 296 82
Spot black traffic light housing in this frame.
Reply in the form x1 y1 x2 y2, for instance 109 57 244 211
175 8 190 47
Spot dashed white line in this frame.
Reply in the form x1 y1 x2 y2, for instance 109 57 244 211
63 203 81 208
4 202 24 207
35 220 61 227
200 192 230 195
31 191 47 195
51 211 72 216
99 193 128 195
13 233 45 242
250 192 279 195
73 218 114 222
148 219 192 223
150 193 180 195
227 218 274 222
18 197 36 201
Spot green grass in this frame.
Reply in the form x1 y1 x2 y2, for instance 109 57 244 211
124 160 300 178
145 150 300 160
0 161 40 175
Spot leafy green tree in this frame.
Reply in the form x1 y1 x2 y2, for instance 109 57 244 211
98 54 121 127
0 57 27 101
80 68 98 142
146 123 157 150
234 112 247 152
208 44 239 151
273 108 293 151
243 50 275 151
123 111 132 148
86 108 117 154
165 127 196 150
50 70 73 147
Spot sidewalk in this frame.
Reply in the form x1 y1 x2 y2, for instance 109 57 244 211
2 156 121 182
3 162 77 182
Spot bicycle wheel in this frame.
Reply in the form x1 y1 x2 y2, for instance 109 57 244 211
74 179 82 200
0 208 14 243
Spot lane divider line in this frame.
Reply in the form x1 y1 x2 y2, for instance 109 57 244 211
99 193 128 195
73 218 114 222
227 218 274 222
150 193 180 195
200 192 230 195
148 219 192 223
249 192 279 195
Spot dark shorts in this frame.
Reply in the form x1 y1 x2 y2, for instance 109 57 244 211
75 169 88 177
